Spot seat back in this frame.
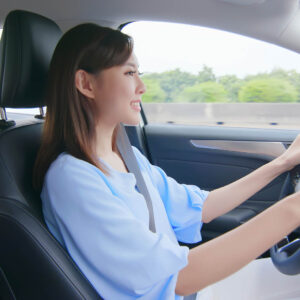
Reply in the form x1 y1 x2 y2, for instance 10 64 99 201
0 10 102 299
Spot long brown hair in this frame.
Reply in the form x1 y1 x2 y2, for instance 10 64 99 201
32 23 134 192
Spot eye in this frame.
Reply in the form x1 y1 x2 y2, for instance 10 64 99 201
126 70 136 76
125 70 144 76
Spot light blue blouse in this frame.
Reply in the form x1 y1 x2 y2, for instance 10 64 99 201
40 145 210 299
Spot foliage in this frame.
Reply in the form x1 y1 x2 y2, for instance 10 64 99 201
141 77 166 103
140 66 300 103
175 81 228 103
238 78 298 103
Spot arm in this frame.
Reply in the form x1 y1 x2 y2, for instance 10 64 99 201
202 133 300 223
201 155 287 223
45 155 190 299
176 191 300 296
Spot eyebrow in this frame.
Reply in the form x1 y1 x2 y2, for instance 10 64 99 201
124 62 139 68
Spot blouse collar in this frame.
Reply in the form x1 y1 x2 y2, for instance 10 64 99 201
98 157 136 177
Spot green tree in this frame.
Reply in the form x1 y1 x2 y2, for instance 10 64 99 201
175 81 229 103
218 75 243 102
141 77 166 103
196 65 216 83
238 78 298 102
158 68 197 102
140 67 300 104
269 68 300 101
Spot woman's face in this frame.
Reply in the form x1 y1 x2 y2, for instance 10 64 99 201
91 52 146 127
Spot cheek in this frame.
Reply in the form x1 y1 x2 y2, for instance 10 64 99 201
110 80 134 107
99 88 129 119
94 75 135 115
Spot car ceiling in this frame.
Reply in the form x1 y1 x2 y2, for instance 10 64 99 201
1 0 300 53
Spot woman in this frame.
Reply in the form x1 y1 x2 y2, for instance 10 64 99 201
33 23 300 299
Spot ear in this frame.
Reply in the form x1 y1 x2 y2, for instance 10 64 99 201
75 69 96 99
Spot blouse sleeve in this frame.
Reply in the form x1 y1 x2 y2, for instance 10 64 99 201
44 155 189 298
132 146 210 244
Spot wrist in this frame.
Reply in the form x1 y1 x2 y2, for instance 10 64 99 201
282 193 300 228
271 155 291 175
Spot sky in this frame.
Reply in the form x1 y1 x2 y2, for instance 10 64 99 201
122 21 300 79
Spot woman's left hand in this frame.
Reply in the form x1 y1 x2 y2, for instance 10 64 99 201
279 133 300 171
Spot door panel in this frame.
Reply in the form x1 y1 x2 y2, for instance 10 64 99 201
140 123 300 245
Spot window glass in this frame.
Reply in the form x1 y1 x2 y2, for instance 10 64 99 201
122 21 300 129
5 108 45 121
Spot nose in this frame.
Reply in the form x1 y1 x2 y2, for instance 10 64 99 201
137 76 146 95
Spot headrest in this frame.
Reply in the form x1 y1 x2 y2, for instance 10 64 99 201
0 10 62 108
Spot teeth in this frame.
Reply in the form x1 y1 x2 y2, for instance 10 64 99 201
131 102 140 106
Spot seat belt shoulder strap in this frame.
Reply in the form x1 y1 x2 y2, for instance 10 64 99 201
116 122 156 233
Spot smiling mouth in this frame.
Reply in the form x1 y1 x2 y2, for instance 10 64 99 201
130 101 141 111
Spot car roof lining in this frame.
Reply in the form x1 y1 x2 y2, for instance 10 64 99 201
0 0 300 53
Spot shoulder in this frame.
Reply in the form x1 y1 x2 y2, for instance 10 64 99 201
44 152 111 193
46 152 94 177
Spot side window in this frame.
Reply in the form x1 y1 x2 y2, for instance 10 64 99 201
122 21 300 129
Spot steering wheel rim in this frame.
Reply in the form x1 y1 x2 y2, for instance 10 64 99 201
270 237 300 275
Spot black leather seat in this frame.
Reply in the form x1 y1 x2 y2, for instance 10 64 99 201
0 10 102 299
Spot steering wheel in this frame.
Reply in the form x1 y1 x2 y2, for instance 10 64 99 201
270 169 300 275
270 236 300 275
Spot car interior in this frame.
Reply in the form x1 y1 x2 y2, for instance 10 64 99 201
1 1 300 299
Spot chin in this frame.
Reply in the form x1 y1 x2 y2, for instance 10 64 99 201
122 116 141 126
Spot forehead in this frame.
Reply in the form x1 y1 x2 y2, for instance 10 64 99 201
124 52 139 67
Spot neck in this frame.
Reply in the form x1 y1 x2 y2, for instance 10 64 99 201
94 121 118 158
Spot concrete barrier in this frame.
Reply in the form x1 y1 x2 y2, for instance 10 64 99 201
142 103 300 128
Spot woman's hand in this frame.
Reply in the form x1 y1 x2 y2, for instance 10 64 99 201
278 133 300 172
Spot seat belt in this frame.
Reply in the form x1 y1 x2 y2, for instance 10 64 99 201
116 122 156 233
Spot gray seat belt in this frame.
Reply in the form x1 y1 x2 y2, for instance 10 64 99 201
116 122 156 233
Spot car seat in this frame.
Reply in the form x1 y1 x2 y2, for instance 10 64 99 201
0 9 103 299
